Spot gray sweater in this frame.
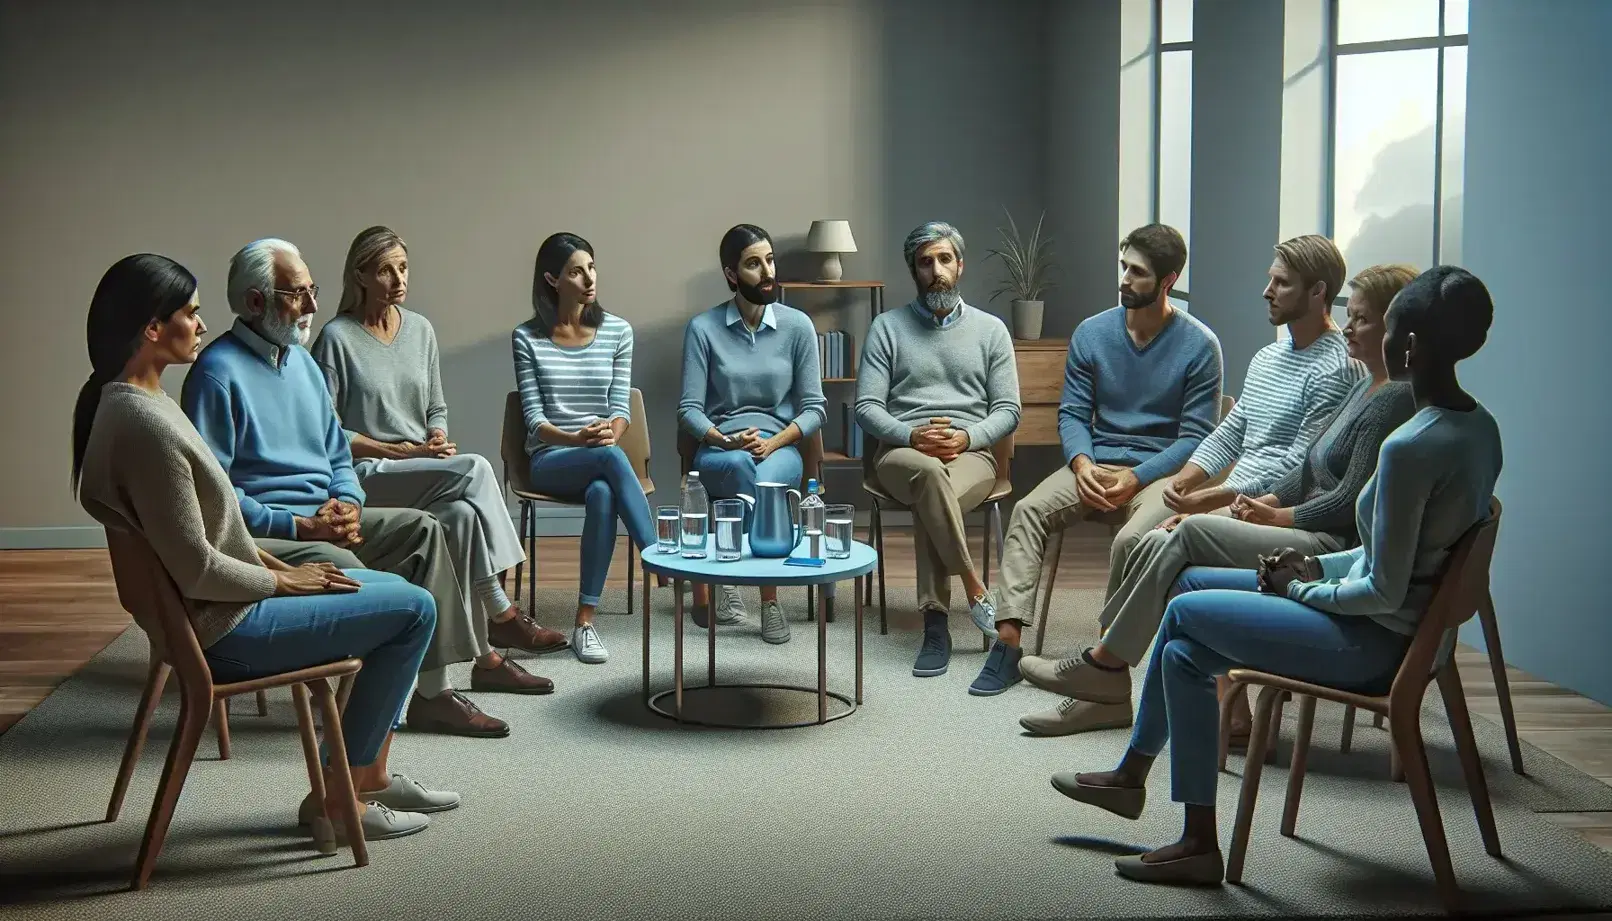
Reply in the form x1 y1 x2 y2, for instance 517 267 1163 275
78 383 278 648
311 308 448 445
1270 378 1417 541
854 302 1021 450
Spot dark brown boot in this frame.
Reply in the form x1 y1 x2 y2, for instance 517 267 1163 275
488 610 569 653
469 657 555 695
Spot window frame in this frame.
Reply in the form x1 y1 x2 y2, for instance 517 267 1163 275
1151 0 1193 303
1323 0 1468 304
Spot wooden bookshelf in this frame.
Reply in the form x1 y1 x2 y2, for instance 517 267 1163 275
779 281 885 478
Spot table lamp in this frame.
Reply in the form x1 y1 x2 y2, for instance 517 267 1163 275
806 219 857 282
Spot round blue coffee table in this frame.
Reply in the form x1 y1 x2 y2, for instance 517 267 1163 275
638 535 877 728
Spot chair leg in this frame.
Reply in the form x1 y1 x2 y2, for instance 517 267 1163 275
1374 711 1385 729
212 698 231 761
513 502 528 602
130 684 210 890
526 501 537 609
1391 697 1463 912
873 506 888 636
981 504 992 591
336 673 355 714
291 683 336 855
311 678 368 869
1438 662 1502 857
255 689 269 716
627 538 635 619
1476 591 1525 775
1226 685 1284 884
1217 678 1238 772
1033 527 1065 658
108 658 169 823
1264 692 1287 765
1280 695 1317 837
1340 704 1357 753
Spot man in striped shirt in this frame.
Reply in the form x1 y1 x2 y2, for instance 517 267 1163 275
1153 234 1364 528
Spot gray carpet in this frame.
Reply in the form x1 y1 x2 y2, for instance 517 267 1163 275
2 584 1612 920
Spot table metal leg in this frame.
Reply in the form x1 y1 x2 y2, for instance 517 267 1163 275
641 561 651 702
674 578 685 722
707 581 718 688
855 575 864 704
806 584 815 623
817 583 828 724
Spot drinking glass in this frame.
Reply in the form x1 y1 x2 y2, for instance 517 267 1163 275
655 506 679 553
824 504 854 559
712 499 745 562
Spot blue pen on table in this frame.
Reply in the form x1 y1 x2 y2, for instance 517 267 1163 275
784 557 826 568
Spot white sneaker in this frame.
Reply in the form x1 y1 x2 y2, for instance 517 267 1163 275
715 585 748 625
759 599 790 645
573 624 609 664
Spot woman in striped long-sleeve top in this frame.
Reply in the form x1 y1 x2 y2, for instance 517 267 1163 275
511 233 656 665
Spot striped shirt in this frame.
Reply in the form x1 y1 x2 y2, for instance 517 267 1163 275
1189 329 1364 495
511 313 634 456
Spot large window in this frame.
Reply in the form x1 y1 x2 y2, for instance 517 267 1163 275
1327 0 1467 282
1118 0 1194 306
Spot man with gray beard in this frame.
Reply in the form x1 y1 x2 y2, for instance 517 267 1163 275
182 238 542 741
855 221 1021 680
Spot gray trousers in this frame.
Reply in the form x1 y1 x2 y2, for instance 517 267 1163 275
357 453 525 621
256 506 483 672
1096 511 1350 665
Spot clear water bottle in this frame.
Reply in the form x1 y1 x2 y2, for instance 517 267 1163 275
799 478 826 559
680 471 709 558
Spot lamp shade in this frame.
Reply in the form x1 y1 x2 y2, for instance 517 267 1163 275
806 219 858 253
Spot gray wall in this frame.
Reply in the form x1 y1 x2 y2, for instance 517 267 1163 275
1460 0 1612 704
0 0 1073 543
1187 0 1286 394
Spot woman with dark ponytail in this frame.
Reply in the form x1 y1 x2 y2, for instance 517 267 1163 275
511 232 656 665
76 255 457 847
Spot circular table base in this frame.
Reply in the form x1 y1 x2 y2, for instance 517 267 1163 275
647 683 857 729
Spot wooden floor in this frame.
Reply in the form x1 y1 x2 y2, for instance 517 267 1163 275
4 527 1611 853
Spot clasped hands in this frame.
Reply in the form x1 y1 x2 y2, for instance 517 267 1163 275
1256 547 1322 596
1072 458 1140 513
398 429 457 459
720 427 782 460
295 498 365 548
910 417 969 462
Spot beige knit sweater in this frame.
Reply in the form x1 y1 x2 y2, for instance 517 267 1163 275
78 382 278 648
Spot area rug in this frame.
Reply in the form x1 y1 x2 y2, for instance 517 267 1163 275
1 585 1610 920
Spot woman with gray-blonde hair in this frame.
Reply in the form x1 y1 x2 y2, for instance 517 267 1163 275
311 226 568 702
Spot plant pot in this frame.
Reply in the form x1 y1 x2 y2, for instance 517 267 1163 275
1011 299 1044 340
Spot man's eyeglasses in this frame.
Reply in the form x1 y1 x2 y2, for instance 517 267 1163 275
272 285 319 303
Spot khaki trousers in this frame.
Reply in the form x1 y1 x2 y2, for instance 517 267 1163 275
1096 511 1350 665
992 464 1175 627
874 447 997 613
256 506 482 672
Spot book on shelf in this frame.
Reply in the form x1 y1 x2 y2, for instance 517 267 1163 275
816 330 856 380
839 402 864 458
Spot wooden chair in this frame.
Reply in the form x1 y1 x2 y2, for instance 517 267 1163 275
103 529 368 890
1219 500 1503 912
1028 393 1236 656
861 433 1015 648
500 389 656 612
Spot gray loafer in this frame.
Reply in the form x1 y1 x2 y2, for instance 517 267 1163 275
1114 850 1225 885
1050 771 1146 820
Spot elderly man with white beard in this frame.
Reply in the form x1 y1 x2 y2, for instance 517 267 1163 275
854 221 1022 680
181 238 532 740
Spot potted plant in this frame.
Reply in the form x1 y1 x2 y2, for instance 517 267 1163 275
985 208 1056 340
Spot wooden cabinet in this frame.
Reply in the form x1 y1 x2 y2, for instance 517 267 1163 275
1012 338 1068 446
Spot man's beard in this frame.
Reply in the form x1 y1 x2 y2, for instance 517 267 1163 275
1267 299 1305 326
921 277 961 313
260 308 310 347
738 277 778 306
1119 283 1157 310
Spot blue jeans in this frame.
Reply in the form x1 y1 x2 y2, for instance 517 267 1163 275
204 570 436 767
528 445 657 606
1129 566 1410 807
693 443 803 531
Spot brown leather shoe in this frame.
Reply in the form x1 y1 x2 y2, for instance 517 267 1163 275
470 657 555 695
406 690 510 738
488 611 570 653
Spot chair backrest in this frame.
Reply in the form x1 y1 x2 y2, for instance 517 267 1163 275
104 528 211 692
501 388 652 488
1388 497 1502 706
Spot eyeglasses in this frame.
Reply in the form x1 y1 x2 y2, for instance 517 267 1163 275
271 285 319 303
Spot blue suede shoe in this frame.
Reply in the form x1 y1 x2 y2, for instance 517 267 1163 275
912 610 953 677
968 641 1024 696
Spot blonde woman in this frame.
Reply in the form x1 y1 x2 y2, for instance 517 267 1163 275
311 226 566 704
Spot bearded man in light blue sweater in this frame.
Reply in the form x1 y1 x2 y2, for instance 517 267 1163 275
855 221 1021 680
